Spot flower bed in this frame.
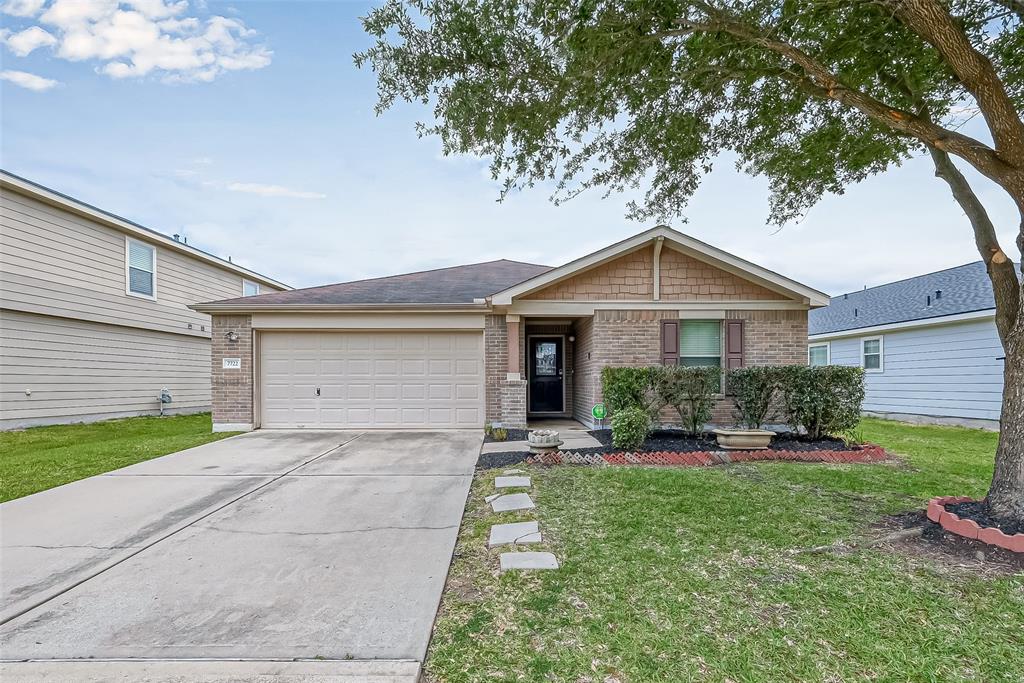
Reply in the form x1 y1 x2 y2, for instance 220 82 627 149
926 496 1024 553
525 443 889 467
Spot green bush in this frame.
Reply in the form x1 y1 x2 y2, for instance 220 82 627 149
610 406 650 450
491 427 508 441
601 366 658 414
777 365 865 439
653 365 721 436
727 366 782 429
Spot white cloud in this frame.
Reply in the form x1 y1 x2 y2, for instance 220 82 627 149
1 0 45 17
0 68 59 90
2 0 271 83
227 183 327 200
4 25 56 56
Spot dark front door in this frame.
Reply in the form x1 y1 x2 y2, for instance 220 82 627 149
529 337 564 413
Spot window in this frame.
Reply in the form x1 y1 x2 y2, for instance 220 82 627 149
808 342 830 367
679 320 721 367
862 336 883 372
126 238 155 298
242 280 260 297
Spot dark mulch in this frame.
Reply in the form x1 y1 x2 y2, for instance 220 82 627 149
945 500 1024 537
483 428 529 443
584 429 854 454
880 510 1024 572
477 451 531 470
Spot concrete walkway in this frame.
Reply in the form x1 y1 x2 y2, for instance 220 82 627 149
0 429 481 681
480 429 602 454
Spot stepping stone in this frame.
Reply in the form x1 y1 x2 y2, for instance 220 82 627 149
494 475 531 489
490 493 535 512
484 493 501 503
488 521 542 547
500 551 559 572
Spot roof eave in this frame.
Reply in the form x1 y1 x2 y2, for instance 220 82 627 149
189 302 493 314
808 308 996 339
1 170 291 291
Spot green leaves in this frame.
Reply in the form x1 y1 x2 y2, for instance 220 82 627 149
357 0 1021 224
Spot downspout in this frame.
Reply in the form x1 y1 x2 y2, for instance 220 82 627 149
653 236 664 301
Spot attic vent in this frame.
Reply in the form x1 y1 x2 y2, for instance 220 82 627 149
843 293 848 300
926 295 932 307
854 308 858 317
935 290 942 300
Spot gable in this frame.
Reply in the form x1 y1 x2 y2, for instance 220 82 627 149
659 247 786 301
523 246 653 300
521 245 790 302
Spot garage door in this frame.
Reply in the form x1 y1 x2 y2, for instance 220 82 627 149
259 332 484 428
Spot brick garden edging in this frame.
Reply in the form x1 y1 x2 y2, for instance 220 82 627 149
526 443 889 467
926 496 1024 553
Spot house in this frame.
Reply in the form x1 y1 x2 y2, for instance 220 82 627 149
191 226 828 432
0 171 289 429
808 261 1019 430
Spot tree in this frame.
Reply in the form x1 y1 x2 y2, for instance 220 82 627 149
357 0 1024 520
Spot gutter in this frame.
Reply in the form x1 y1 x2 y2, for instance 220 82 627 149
188 302 492 314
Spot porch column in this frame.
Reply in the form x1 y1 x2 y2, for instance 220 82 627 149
506 314 521 378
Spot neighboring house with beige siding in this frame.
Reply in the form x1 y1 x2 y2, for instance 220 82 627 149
0 170 289 429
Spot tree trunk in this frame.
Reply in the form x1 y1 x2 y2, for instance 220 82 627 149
989 328 1024 519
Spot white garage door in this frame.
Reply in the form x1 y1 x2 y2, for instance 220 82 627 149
259 331 484 429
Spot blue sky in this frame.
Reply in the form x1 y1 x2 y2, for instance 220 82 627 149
2 0 1020 295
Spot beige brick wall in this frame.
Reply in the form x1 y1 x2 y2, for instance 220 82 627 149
211 314 253 428
574 308 807 428
484 314 508 423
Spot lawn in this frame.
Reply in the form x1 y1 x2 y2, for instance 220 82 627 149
0 413 236 503
426 419 1024 682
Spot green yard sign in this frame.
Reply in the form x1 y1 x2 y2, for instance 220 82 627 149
592 403 606 420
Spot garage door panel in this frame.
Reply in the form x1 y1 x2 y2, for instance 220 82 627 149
260 332 483 428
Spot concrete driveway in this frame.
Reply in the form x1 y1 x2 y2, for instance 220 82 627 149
0 430 481 681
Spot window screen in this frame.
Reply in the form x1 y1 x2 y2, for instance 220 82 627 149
679 320 721 367
243 280 260 297
128 240 154 296
809 344 829 366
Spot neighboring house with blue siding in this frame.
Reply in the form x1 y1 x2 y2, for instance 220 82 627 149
808 261 1020 430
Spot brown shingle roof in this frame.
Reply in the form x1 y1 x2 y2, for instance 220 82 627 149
202 259 551 307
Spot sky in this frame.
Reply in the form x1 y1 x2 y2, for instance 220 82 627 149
1 0 1020 297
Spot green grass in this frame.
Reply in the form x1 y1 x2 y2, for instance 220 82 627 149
0 413 237 502
426 418 1023 682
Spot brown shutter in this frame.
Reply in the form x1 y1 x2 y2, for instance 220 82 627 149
724 319 744 369
660 319 679 365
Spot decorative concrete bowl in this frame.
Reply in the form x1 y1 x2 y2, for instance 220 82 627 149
712 428 774 450
527 429 564 453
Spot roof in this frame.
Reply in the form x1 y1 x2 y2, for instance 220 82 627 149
490 225 830 307
809 261 1021 336
0 169 290 291
198 259 551 308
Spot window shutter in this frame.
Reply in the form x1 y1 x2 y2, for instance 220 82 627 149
724 319 744 369
660 320 679 365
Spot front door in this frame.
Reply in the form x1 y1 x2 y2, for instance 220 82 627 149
529 337 563 413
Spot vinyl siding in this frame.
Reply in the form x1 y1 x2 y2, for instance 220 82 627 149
0 188 281 339
1 310 211 428
823 318 1004 421
0 186 282 429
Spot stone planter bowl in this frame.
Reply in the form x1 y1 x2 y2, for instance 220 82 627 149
712 428 774 450
527 429 564 453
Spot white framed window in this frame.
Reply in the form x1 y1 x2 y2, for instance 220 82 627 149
679 320 722 368
861 336 883 373
808 342 830 367
125 237 156 299
242 279 260 297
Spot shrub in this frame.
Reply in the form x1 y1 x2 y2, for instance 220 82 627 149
777 366 865 439
653 365 720 436
611 406 650 450
483 423 494 437
727 366 782 429
601 366 658 415
491 426 508 441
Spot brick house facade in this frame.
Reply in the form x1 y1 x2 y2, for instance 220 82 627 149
196 227 826 432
